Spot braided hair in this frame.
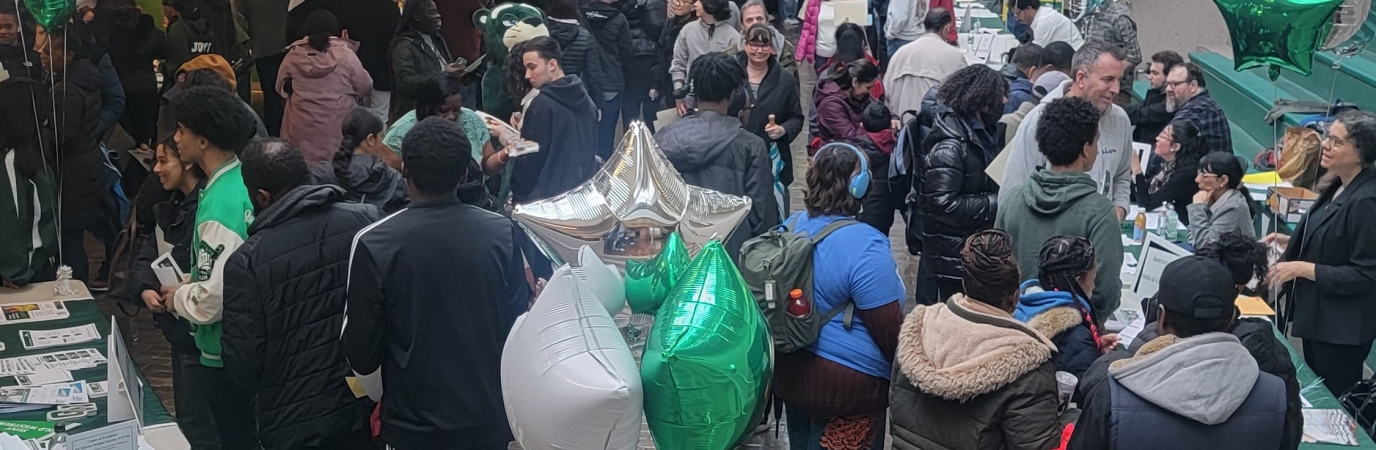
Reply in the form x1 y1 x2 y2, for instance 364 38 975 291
1037 235 1103 344
336 108 385 185
961 229 1021 309
1037 235 1096 304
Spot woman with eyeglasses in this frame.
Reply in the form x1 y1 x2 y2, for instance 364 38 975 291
731 25 803 186
1187 151 1255 248
1130 121 1208 226
1265 110 1376 397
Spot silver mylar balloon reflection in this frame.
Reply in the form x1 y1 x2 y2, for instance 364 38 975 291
513 121 752 268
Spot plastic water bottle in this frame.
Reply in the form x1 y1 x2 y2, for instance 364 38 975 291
1163 210 1180 241
51 424 68 450
1133 211 1147 242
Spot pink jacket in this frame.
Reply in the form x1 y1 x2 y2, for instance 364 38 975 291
277 37 373 166
797 0 823 63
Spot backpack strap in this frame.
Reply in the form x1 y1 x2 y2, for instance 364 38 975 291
811 218 860 329
810 218 859 243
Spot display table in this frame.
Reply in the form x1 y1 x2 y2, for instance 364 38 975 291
0 281 188 449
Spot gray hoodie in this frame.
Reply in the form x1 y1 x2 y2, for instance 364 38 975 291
998 79 1134 214
1111 333 1260 425
669 18 742 91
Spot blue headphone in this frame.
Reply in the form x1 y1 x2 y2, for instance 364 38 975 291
819 143 870 199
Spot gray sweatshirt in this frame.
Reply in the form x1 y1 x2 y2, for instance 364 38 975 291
670 18 742 90
998 80 1134 213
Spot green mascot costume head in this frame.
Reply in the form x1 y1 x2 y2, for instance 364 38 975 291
474 3 549 120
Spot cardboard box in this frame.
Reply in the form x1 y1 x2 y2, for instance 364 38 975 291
1267 186 1318 223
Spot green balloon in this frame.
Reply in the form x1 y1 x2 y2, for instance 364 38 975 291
625 232 691 314
24 0 75 29
1211 0 1344 79
641 241 773 450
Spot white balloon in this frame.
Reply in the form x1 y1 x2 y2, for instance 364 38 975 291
502 265 643 450
571 245 627 315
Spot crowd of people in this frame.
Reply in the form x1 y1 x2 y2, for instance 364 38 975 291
2 0 1376 448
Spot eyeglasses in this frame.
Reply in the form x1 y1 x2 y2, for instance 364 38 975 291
745 41 772 50
1325 133 1351 147
1196 172 1220 178
1165 80 1194 89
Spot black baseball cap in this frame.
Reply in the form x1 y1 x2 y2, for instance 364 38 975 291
1157 256 1236 319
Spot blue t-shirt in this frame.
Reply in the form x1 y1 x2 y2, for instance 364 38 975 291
789 212 906 379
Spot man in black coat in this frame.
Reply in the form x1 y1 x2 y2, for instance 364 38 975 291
344 117 532 450
1126 50 1181 145
222 139 378 450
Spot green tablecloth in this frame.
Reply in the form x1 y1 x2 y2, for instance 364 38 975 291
0 299 175 427
1280 327 1376 448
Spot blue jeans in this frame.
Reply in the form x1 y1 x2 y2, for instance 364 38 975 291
886 38 912 58
785 405 887 450
778 0 798 19
596 94 624 160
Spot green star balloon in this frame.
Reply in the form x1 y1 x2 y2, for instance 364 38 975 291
1211 0 1345 79
625 232 691 314
24 0 75 29
641 241 773 450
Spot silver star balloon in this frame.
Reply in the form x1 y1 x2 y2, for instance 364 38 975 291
514 121 751 269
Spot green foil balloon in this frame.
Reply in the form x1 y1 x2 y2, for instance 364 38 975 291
1211 0 1344 79
625 232 691 314
641 241 773 450
24 0 75 29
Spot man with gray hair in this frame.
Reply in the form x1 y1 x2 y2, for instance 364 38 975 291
999 42 1134 221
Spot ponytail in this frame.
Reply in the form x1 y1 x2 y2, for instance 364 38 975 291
336 108 386 185
300 10 339 52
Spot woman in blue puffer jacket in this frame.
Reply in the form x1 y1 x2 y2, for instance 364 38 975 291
1014 235 1104 378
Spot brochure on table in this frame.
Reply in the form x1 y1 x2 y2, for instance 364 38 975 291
1131 232 1193 301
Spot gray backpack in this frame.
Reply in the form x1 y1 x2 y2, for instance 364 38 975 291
739 217 857 354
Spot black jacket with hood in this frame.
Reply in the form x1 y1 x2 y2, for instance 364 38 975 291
655 109 779 257
50 58 107 223
1069 333 1287 450
222 185 378 450
130 186 201 356
889 295 1061 450
512 75 600 203
582 2 633 96
309 153 407 214
729 53 803 186
916 103 1000 280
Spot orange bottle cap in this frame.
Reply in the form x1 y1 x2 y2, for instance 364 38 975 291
789 288 803 298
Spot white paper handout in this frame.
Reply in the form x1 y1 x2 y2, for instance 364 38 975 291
20 324 100 350
68 419 140 450
0 302 69 325
151 253 186 287
0 381 89 405
13 369 72 387
1302 409 1360 445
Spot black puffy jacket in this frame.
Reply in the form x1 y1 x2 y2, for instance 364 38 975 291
222 185 379 450
547 19 604 101
50 59 107 224
655 14 694 99
622 0 665 58
130 186 200 356
916 103 999 280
